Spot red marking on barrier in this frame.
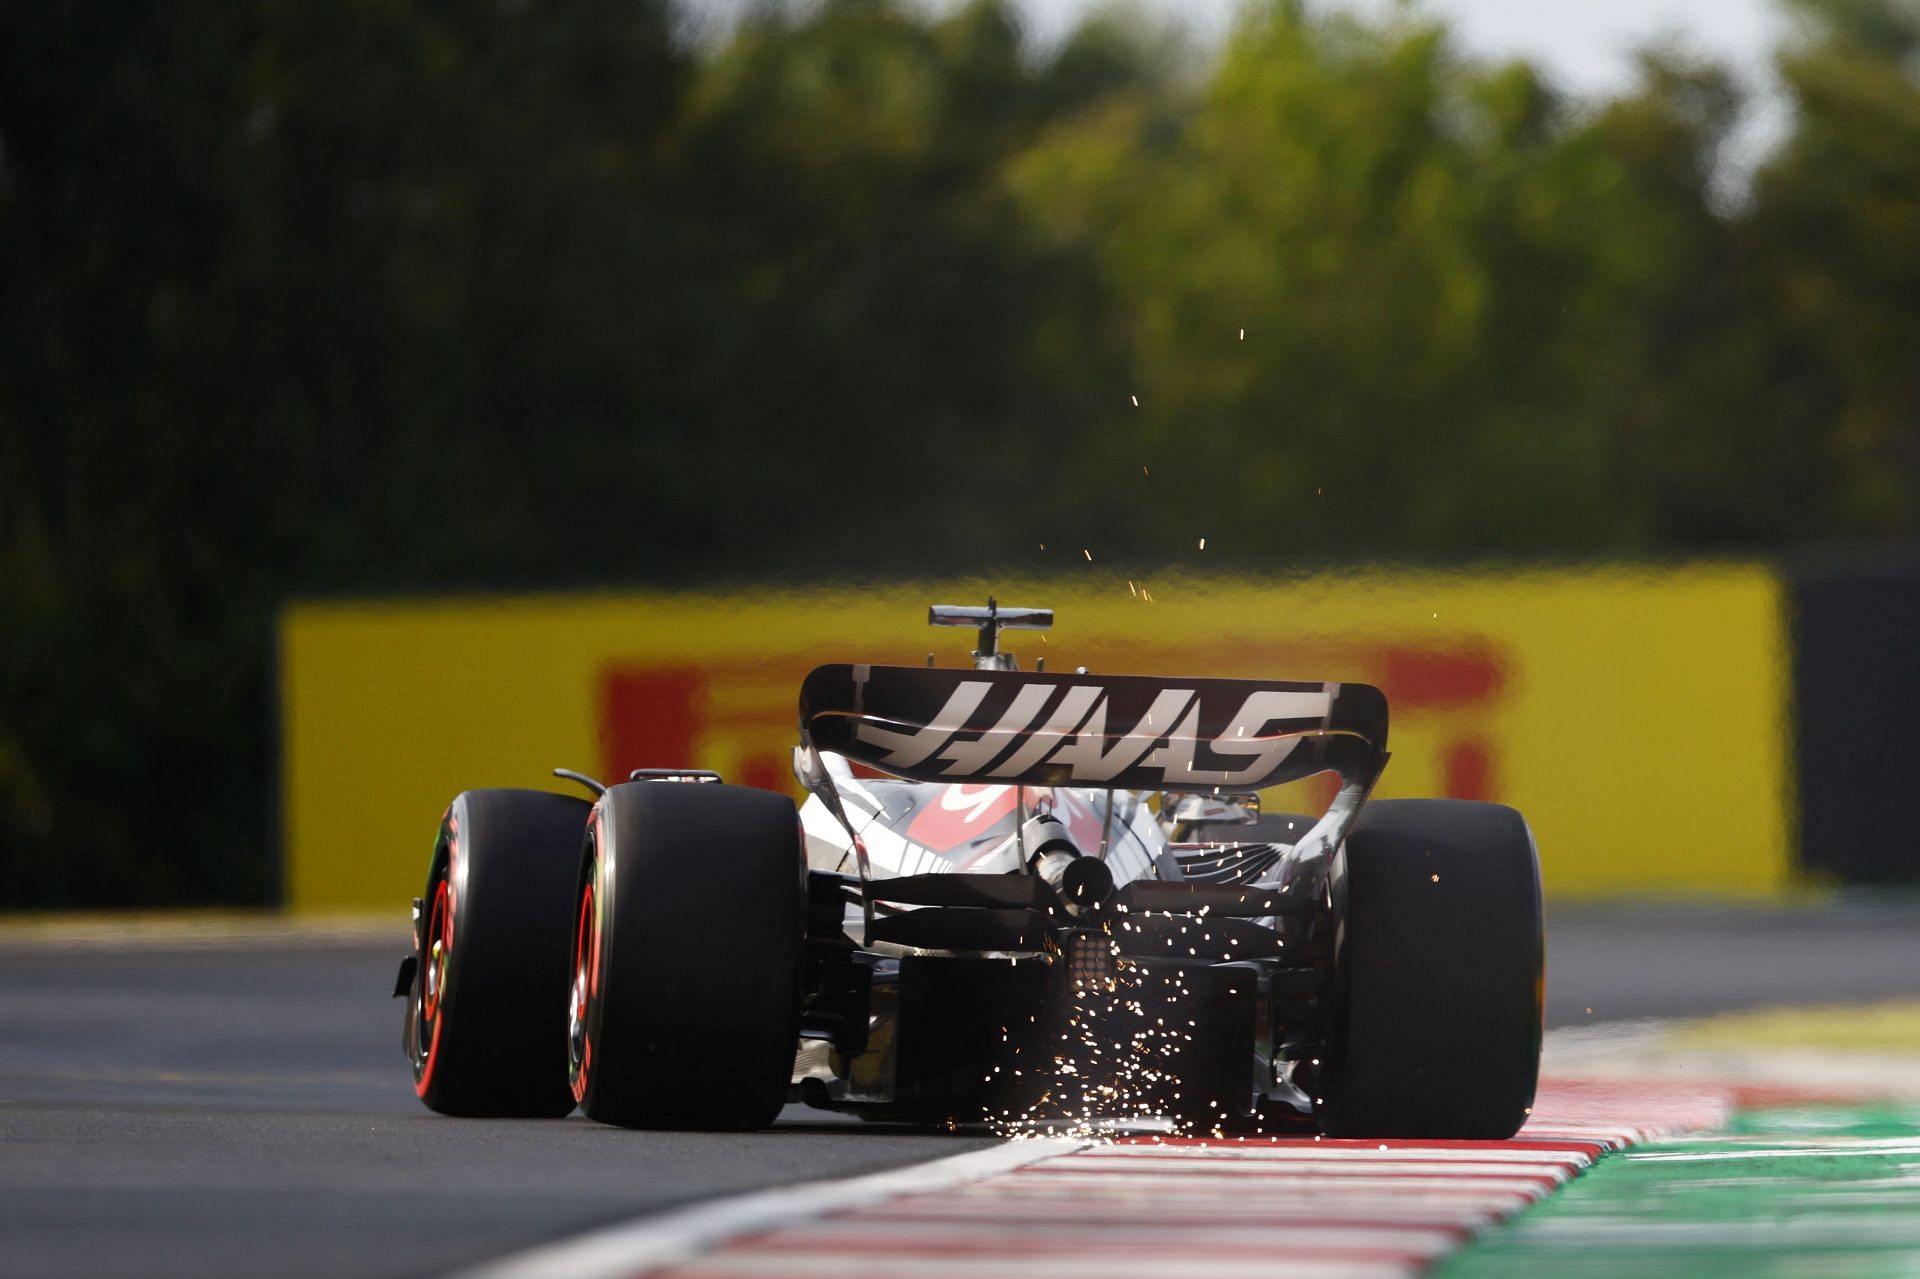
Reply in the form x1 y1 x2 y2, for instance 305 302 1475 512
599 666 703 783
1383 643 1507 708
1443 736 1497 800
739 752 785 794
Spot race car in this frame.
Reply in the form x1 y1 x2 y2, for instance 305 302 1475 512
396 600 1543 1138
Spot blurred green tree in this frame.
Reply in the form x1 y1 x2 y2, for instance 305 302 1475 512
1744 0 1920 537
3 0 1920 905
1005 3 1782 558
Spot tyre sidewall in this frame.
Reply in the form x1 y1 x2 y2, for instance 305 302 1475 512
1317 798 1543 1138
579 781 804 1130
412 788 589 1117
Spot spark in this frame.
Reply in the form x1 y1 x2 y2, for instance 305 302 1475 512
1084 549 1092 561
1198 537 1206 550
1239 328 1245 340
1131 394 1139 407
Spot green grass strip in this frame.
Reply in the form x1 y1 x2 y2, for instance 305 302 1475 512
1432 1104 1920 1279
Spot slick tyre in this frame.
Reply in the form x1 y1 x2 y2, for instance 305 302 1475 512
1314 799 1543 1139
407 788 589 1117
570 781 804 1130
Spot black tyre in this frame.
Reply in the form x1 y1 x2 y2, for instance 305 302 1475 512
570 781 804 1130
1314 798 1543 1139
406 788 589 1117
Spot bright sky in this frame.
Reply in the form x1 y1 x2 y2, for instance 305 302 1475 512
1398 0 1785 95
692 0 1792 97
688 0 1798 176
1014 0 1790 96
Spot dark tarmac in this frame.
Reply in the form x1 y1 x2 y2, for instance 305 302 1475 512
4 895 1919 1279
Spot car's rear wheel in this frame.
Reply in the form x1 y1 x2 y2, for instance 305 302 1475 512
571 780 804 1130
1313 798 1543 1139
407 788 588 1117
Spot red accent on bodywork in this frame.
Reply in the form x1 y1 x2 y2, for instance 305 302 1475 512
905 785 1019 853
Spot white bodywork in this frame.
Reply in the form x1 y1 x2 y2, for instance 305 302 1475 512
798 751 1165 937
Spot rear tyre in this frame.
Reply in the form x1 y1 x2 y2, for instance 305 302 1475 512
1314 799 1543 1139
406 788 588 1117
571 781 804 1130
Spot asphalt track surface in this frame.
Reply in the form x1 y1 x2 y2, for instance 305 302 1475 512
4 895 1920 1279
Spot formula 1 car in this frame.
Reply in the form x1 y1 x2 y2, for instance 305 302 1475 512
396 601 1543 1137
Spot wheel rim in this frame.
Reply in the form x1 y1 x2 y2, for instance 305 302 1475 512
413 875 452 1094
568 878 595 1105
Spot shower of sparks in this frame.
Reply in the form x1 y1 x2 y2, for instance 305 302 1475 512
984 932 1231 1143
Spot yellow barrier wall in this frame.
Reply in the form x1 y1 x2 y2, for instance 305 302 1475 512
281 567 1791 910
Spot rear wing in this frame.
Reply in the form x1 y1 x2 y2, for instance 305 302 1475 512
798 664 1387 792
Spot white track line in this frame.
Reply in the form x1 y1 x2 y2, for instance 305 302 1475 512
452 1137 1086 1279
